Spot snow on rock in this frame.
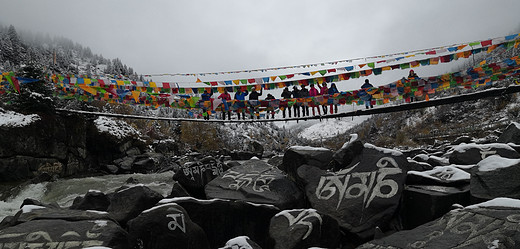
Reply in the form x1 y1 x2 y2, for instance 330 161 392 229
94 116 140 139
219 236 254 249
364 143 403 157
465 197 520 209
477 155 520 172
21 205 46 213
0 108 40 128
452 143 517 153
289 145 331 151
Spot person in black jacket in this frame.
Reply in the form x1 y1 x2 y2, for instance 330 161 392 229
300 85 309 117
292 86 301 118
249 86 263 119
281 87 292 118
265 93 275 119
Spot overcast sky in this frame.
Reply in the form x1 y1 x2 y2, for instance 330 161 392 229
1 0 519 90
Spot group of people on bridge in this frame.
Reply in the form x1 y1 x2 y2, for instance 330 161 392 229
197 70 420 120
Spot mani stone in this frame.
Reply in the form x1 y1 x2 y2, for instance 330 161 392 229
406 165 470 186
127 202 209 249
358 198 520 249
269 209 341 249
471 155 520 200
159 197 280 249
172 159 226 198
205 159 304 210
298 143 408 240
70 190 111 211
448 143 520 165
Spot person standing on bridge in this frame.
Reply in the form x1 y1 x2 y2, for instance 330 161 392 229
281 87 292 118
265 93 275 119
218 89 232 120
318 82 329 114
360 79 374 109
292 85 301 118
248 86 263 119
309 84 321 116
328 83 339 114
200 89 213 120
234 88 248 120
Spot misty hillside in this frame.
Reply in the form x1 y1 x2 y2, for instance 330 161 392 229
0 24 137 78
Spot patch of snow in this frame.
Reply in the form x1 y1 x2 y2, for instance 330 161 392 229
477 155 520 172
514 122 520 130
299 116 370 140
465 197 520 209
142 202 179 214
290 145 330 151
93 220 108 227
452 143 517 153
94 116 140 139
83 247 112 249
88 190 103 193
86 210 109 215
0 108 40 128
21 205 45 213
364 143 403 157
408 166 470 181
244 201 278 209
159 197 226 205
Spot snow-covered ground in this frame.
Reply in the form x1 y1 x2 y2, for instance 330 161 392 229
0 108 40 128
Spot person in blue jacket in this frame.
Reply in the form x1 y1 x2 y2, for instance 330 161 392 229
360 79 374 109
234 88 248 119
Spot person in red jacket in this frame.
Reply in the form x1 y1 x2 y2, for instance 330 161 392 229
318 82 329 114
218 89 232 120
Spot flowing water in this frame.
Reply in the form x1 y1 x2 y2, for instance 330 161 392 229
0 171 174 221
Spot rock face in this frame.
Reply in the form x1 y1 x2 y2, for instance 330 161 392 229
159 197 280 249
497 122 520 144
298 143 409 240
448 143 520 165
358 199 520 248
205 159 304 209
127 203 209 249
70 190 110 211
269 209 340 249
471 155 520 200
406 165 471 186
0 113 88 182
218 236 262 249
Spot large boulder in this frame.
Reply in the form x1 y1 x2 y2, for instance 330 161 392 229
269 209 340 249
471 155 520 200
298 143 409 240
401 184 470 229
358 198 520 249
172 156 226 198
205 159 304 209
107 185 163 226
159 197 280 249
448 143 520 165
70 190 111 211
281 145 334 183
497 122 520 144
127 203 209 249
218 236 262 249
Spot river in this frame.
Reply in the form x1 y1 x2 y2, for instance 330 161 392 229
0 171 174 221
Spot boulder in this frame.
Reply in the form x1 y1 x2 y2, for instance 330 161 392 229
448 143 520 165
281 145 334 183
406 165 470 186
172 158 226 198
107 185 163 226
358 198 520 249
70 190 110 211
497 122 520 144
471 155 520 200
219 236 262 249
269 209 340 249
298 143 409 240
205 159 304 209
331 134 365 168
159 197 280 249
401 185 470 229
267 155 284 168
168 181 191 198
127 203 209 249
